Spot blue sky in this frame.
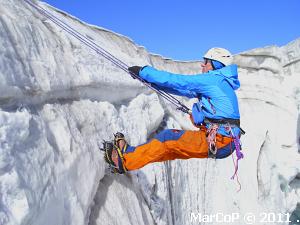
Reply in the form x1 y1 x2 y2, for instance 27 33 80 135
43 0 300 61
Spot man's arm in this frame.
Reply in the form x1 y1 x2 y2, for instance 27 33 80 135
139 66 220 97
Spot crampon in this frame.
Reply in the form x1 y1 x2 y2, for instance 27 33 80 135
100 132 128 174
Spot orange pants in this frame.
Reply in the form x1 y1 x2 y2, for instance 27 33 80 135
123 129 234 171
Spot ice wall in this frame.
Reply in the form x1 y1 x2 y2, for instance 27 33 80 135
0 1 300 225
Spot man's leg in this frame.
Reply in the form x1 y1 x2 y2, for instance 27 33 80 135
123 129 209 171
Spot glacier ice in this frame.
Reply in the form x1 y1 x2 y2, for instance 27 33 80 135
0 0 300 225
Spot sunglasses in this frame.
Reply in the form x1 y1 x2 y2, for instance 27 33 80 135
203 58 211 65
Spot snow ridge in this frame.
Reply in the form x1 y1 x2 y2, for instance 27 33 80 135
0 1 300 225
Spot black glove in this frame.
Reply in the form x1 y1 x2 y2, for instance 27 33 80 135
128 66 142 78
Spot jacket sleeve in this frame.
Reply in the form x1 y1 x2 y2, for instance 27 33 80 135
152 84 197 98
139 66 220 97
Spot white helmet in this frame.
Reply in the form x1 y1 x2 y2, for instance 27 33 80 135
203 47 233 66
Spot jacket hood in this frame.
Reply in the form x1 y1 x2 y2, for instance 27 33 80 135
208 64 240 90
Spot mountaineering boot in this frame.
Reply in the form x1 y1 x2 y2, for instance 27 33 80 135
113 132 127 150
100 141 121 173
100 132 128 174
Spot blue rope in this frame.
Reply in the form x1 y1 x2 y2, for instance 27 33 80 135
24 0 191 114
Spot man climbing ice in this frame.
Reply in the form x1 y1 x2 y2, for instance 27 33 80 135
101 47 244 174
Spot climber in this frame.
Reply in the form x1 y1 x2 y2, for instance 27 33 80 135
101 47 244 174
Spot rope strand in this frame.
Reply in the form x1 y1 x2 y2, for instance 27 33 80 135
24 0 190 114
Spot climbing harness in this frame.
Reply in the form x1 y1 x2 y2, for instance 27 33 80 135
204 119 245 191
24 0 190 114
206 123 219 156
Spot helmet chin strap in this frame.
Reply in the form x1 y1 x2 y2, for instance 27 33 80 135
211 61 216 70
211 60 225 70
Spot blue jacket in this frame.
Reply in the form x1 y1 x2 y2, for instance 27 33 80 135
139 65 241 137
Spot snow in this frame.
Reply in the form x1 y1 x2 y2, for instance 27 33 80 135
0 0 300 225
